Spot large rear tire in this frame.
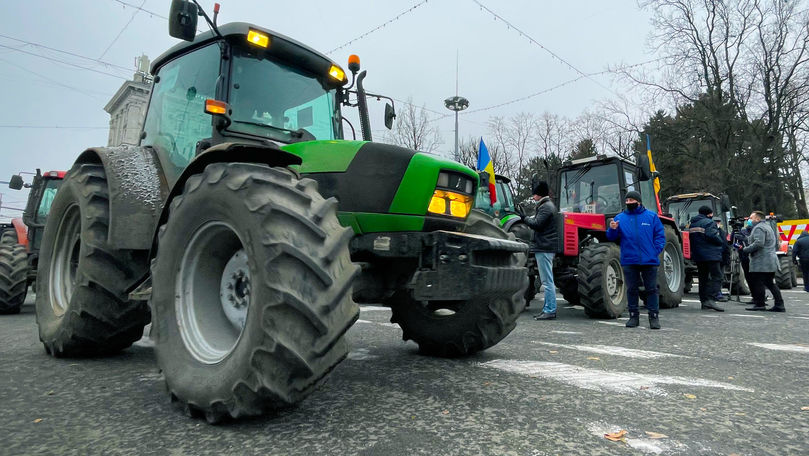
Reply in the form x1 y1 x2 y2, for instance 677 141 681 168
776 256 793 289
0 242 28 314
36 163 150 356
658 227 684 309
579 243 626 319
151 163 359 423
388 210 528 357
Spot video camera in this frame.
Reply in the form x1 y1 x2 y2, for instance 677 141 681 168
728 217 746 232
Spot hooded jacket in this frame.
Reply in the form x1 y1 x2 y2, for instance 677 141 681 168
606 204 666 265
687 213 724 262
793 231 809 263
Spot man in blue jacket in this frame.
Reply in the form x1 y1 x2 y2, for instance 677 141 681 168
687 206 725 312
606 191 666 329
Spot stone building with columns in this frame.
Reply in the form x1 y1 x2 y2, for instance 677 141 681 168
104 55 152 146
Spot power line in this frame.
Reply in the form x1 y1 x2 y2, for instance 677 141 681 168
0 44 129 80
326 1 429 55
0 57 110 100
99 0 147 59
471 0 618 96
111 0 168 20
0 33 133 72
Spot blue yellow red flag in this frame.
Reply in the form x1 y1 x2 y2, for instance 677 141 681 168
477 138 497 205
646 134 662 213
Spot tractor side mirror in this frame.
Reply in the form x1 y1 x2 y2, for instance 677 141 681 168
169 0 199 42
720 194 731 212
8 174 23 190
636 153 652 181
384 103 396 130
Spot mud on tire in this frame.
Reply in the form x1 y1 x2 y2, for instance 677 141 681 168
0 242 28 314
388 210 528 357
151 163 359 423
36 163 150 356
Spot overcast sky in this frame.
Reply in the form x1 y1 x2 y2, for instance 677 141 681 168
0 0 654 220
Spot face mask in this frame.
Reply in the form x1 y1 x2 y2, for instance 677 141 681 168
626 202 639 211
745 219 753 228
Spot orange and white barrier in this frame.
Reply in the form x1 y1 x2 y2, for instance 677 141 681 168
778 219 809 245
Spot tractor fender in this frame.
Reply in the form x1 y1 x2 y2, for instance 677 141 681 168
75 146 167 250
10 218 28 249
152 142 303 251
501 215 522 232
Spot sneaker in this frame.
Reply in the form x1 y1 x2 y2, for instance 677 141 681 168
534 312 557 320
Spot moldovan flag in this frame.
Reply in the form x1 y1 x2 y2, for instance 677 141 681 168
646 134 662 212
477 138 496 205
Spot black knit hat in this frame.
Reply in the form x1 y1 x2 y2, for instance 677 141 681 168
698 205 713 216
532 181 549 197
625 190 642 202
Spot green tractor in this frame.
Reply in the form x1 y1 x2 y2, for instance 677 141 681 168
474 173 538 304
36 0 527 423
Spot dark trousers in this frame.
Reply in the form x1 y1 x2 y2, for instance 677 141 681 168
624 265 659 314
741 258 752 290
800 260 809 292
696 261 722 303
748 272 785 307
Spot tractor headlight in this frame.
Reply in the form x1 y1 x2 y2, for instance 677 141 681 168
428 190 473 218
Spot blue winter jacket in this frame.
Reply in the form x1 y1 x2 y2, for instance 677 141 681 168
606 205 666 266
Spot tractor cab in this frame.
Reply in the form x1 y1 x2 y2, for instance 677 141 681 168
665 193 734 233
556 155 657 218
474 174 517 218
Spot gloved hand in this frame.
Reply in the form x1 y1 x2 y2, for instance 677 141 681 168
516 203 526 219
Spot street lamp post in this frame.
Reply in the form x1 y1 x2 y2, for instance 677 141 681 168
444 95 469 163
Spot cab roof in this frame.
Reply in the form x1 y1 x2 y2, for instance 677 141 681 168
666 192 719 202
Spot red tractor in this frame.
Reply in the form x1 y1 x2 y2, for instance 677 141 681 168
0 170 65 313
550 155 687 318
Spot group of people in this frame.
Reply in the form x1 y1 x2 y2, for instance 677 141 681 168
519 182 804 330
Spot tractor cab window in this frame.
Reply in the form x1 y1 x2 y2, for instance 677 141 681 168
558 164 622 214
35 179 60 224
667 198 714 230
142 43 220 184
227 49 339 143
495 180 515 212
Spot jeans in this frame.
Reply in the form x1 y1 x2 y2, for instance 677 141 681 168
696 261 722 303
623 265 659 314
800 260 809 292
535 252 556 313
748 272 785 307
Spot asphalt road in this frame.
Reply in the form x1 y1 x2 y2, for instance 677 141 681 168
2 281 808 456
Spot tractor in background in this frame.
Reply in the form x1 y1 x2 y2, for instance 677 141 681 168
664 192 749 295
551 154 686 318
0 170 64 314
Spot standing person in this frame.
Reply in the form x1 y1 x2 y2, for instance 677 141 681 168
687 207 725 311
740 211 785 312
792 229 809 292
523 181 559 320
606 191 666 329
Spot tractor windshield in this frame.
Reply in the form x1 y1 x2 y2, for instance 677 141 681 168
228 49 340 143
558 164 623 214
667 199 715 230
35 178 61 224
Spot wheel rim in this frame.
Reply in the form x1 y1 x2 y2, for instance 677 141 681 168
663 243 682 292
606 259 624 305
177 221 249 364
49 204 81 317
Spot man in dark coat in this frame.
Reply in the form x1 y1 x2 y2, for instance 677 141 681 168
741 211 785 311
688 206 725 311
792 229 809 292
605 190 665 329
523 181 560 320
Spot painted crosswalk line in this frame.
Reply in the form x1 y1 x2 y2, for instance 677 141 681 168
480 359 753 395
535 342 686 359
747 343 809 353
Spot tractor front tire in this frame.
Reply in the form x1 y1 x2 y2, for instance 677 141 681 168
657 227 684 309
388 211 527 357
35 163 150 356
151 163 359 423
0 242 28 314
776 256 794 289
579 243 626 319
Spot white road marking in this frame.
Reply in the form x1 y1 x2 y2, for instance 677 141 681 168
598 321 637 328
535 342 686 359
347 348 380 360
700 315 720 318
360 306 391 312
355 319 400 328
682 299 701 303
727 314 765 318
550 330 582 335
789 316 809 320
747 343 809 353
480 360 753 395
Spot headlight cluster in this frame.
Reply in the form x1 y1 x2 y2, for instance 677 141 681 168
427 172 475 218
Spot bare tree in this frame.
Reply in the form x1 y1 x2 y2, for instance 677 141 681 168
383 97 442 153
